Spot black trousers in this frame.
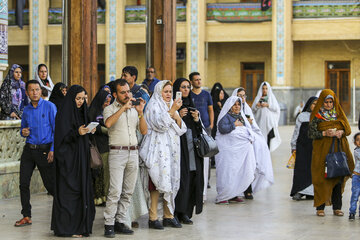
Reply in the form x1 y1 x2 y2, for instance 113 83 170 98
316 181 342 210
20 145 55 218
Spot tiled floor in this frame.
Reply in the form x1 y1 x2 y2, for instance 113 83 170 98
1 125 360 240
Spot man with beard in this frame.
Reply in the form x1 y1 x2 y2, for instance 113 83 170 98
103 79 147 237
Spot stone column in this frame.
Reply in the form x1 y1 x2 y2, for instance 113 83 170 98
271 0 293 86
105 0 126 82
186 0 206 84
0 0 8 84
29 0 48 79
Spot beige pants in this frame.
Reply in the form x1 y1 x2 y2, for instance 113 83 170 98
104 149 139 225
149 190 173 221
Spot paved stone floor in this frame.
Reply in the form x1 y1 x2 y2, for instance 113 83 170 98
1 125 360 240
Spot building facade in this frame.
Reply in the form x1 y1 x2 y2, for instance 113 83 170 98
3 0 360 122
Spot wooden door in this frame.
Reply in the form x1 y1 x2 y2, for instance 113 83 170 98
241 63 264 106
325 61 350 115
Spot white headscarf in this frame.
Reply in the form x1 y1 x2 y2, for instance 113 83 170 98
145 80 172 114
251 81 280 118
34 64 54 94
217 96 253 132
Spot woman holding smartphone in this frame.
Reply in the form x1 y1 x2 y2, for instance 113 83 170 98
173 78 204 224
51 85 96 237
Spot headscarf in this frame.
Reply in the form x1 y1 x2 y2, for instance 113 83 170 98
231 87 245 97
217 96 252 130
145 80 173 116
0 64 25 117
88 89 111 122
311 89 344 123
210 82 229 99
54 85 88 152
302 96 318 113
251 81 280 118
173 78 196 127
49 82 67 110
34 64 54 94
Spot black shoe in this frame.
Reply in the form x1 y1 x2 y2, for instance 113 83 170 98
179 215 193 225
114 222 134 235
163 218 182 228
349 213 355 221
148 220 164 230
104 225 115 238
207 183 211 189
244 193 253 200
292 193 303 201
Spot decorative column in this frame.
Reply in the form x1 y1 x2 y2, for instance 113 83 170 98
271 0 293 86
0 0 8 84
105 0 126 82
29 0 48 78
186 0 205 84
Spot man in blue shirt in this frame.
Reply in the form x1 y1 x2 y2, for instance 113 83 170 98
190 72 214 191
142 66 160 93
14 80 57 227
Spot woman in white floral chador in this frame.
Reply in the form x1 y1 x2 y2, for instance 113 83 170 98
140 80 187 229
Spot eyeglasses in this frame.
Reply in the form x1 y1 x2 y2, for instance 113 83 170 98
180 86 191 89
146 71 155 73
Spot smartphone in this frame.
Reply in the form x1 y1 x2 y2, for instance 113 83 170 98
245 114 250 118
131 98 140 106
176 91 182 101
86 122 99 133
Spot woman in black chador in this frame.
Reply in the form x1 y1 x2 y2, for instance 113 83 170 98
290 96 318 200
51 85 95 237
49 82 67 110
173 78 204 224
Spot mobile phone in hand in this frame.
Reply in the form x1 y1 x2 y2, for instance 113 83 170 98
131 98 140 106
176 91 182 101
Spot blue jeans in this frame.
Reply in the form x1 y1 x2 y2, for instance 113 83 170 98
349 175 360 214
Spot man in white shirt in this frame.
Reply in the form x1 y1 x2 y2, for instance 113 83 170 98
103 79 147 237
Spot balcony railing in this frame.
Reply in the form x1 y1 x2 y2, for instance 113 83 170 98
207 3 272 22
8 8 106 26
293 0 360 18
125 5 186 22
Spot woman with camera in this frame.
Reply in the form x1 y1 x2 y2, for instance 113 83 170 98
172 78 204 225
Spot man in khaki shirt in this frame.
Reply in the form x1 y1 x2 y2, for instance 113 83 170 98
103 79 147 237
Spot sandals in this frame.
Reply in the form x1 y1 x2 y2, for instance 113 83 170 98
245 193 254 200
14 217 32 227
333 210 344 216
316 210 325 217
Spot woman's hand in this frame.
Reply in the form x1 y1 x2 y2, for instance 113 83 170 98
234 119 243 127
324 129 336 137
247 117 253 124
335 130 344 139
217 101 222 108
190 110 199 122
78 125 89 135
179 108 188 118
256 102 261 108
261 102 269 108
171 99 182 112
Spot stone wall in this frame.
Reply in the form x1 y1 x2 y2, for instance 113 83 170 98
0 120 45 199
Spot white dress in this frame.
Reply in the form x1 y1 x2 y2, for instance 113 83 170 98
251 82 282 152
139 80 187 214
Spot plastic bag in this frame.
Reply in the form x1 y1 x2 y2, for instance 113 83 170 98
286 151 296 169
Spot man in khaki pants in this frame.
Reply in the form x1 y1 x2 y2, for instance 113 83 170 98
103 79 147 238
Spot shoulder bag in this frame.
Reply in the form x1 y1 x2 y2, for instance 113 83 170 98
90 138 103 169
193 120 219 158
325 137 351 178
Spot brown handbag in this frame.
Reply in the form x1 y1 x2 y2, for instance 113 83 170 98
90 139 102 169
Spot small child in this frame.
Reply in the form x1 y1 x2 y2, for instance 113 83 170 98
349 132 360 220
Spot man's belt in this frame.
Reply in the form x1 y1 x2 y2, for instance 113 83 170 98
26 143 51 150
110 145 139 151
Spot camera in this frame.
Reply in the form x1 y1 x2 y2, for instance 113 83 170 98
131 98 141 106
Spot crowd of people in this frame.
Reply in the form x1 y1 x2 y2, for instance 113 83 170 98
0 62 358 237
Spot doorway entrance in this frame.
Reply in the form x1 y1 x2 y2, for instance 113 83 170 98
325 61 350 115
241 62 264 106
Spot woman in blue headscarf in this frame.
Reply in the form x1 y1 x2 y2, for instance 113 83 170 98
0 64 28 120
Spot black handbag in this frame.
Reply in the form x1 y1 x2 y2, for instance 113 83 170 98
193 127 219 158
325 137 351 178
